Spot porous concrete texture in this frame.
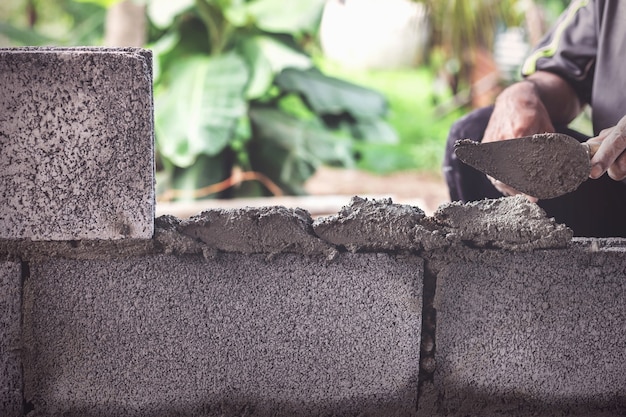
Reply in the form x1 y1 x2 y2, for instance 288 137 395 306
313 196 425 252
0 196 572 262
6 42 625 417
0 47 154 240
23 253 423 417
424 196 573 250
0 261 21 417
178 206 335 256
313 195 572 252
4 195 626 416
425 243 626 416
454 134 591 200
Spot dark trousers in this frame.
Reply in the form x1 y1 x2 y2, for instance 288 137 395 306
443 106 626 237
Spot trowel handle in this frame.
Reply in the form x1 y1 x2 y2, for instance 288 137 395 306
582 141 600 159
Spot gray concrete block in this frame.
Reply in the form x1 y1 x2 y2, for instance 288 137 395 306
1 261 22 417
23 253 423 416
0 47 154 240
429 246 626 416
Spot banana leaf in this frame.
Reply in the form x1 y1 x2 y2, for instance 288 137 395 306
248 106 355 194
350 118 398 144
274 68 389 120
238 35 312 99
224 0 326 35
155 52 249 167
0 23 54 45
164 153 232 201
147 0 195 29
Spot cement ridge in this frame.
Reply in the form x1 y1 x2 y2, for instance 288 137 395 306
0 196 576 262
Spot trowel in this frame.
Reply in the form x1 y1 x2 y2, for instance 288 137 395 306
454 133 599 199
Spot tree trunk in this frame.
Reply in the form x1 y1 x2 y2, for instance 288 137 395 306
104 0 146 47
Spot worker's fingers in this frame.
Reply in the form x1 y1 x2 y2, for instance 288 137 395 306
591 127 613 142
589 116 626 179
607 152 626 181
587 130 610 179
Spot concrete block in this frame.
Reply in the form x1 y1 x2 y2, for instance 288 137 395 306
1 261 22 417
429 245 626 416
0 47 154 240
23 253 423 416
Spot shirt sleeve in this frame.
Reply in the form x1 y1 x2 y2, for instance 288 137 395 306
521 0 597 104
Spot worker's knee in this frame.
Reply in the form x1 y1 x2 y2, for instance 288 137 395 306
447 105 494 145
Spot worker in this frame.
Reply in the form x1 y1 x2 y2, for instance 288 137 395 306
443 0 626 237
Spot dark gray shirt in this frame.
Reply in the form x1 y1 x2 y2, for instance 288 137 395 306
522 0 626 134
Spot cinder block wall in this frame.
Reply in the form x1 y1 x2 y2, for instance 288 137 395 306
0 47 154 240
2 48 626 417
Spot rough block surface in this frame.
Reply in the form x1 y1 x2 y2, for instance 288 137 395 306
0 261 21 417
427 245 626 416
178 206 334 256
311 196 572 253
0 47 154 240
23 253 423 417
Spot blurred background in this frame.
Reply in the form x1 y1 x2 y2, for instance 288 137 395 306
0 0 570 216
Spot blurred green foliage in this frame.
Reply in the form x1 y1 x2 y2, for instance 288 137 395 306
0 0 570 199
149 0 398 199
0 0 105 46
317 57 464 173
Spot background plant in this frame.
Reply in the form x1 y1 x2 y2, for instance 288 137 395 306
1 0 571 198
149 0 399 200
0 0 106 45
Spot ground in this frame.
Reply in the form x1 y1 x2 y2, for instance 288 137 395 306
304 166 450 216
156 166 451 219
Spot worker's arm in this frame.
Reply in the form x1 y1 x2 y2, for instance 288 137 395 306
481 70 584 200
522 72 626 181
485 70 626 185
483 70 583 143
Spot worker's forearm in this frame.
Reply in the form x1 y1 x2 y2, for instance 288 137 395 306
523 71 583 126
485 71 581 142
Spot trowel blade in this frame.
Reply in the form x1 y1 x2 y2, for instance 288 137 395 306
454 133 591 200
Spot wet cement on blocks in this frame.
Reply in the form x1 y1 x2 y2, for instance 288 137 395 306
2 195 626 416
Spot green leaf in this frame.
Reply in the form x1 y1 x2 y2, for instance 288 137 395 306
274 68 389 119
64 4 107 45
239 35 312 99
0 22 55 45
148 30 180 82
73 0 121 7
147 0 195 28
248 107 355 193
278 94 316 121
155 53 249 167
167 153 231 201
151 16 211 79
223 0 250 27
245 0 326 33
351 119 399 144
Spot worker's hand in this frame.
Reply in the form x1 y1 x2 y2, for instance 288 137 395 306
587 115 626 180
481 80 555 202
483 80 556 144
